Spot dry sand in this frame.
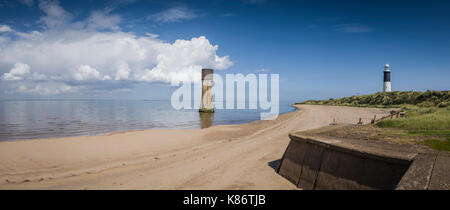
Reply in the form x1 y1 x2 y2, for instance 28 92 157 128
0 105 391 189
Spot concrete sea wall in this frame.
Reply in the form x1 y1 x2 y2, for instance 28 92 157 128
277 132 447 190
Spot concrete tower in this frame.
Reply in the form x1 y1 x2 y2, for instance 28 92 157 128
199 69 214 113
383 64 391 92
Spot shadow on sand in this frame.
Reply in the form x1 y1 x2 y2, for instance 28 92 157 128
267 159 281 171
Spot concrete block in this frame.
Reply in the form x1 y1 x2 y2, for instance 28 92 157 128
429 154 450 190
278 132 417 190
360 157 409 189
278 141 307 185
397 153 436 190
297 143 324 190
316 149 367 190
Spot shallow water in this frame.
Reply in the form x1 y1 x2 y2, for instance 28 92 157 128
0 100 295 141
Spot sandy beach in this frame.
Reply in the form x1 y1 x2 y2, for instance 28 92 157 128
0 105 391 190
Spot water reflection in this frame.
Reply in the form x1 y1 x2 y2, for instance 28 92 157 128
0 100 295 141
199 112 214 129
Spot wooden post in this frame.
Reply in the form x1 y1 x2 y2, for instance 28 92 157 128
371 115 376 124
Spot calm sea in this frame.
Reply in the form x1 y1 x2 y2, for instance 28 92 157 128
0 100 295 141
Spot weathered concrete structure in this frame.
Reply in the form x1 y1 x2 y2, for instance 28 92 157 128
277 126 450 190
200 69 214 113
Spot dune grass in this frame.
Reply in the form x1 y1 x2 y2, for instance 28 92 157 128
376 106 450 132
300 90 450 108
299 91 450 151
378 106 450 151
421 139 450 151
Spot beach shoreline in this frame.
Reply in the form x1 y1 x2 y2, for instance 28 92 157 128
0 105 391 189
0 100 297 142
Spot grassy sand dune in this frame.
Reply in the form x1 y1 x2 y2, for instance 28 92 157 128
301 91 450 151
301 90 449 108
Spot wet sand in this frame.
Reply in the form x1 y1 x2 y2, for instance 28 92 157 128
0 105 391 189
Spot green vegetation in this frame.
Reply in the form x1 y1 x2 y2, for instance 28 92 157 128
378 105 450 152
376 106 450 152
300 90 450 108
376 106 450 131
420 139 450 151
299 91 450 151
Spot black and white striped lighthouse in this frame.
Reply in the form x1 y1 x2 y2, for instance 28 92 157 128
383 64 391 92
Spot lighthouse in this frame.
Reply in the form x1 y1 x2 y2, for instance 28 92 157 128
383 64 391 92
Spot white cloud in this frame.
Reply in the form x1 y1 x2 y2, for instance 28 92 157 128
38 0 72 28
115 62 131 80
3 63 31 81
0 2 232 95
139 36 232 83
0 24 13 33
2 63 48 81
149 6 198 23
19 0 34 7
0 32 231 84
73 65 101 81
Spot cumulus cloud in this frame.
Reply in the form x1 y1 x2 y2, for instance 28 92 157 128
0 33 231 84
148 6 198 23
139 36 232 83
73 65 102 81
115 62 131 80
2 63 48 81
0 24 13 32
3 63 31 81
0 1 232 95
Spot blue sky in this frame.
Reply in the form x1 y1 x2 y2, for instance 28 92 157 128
0 0 449 103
